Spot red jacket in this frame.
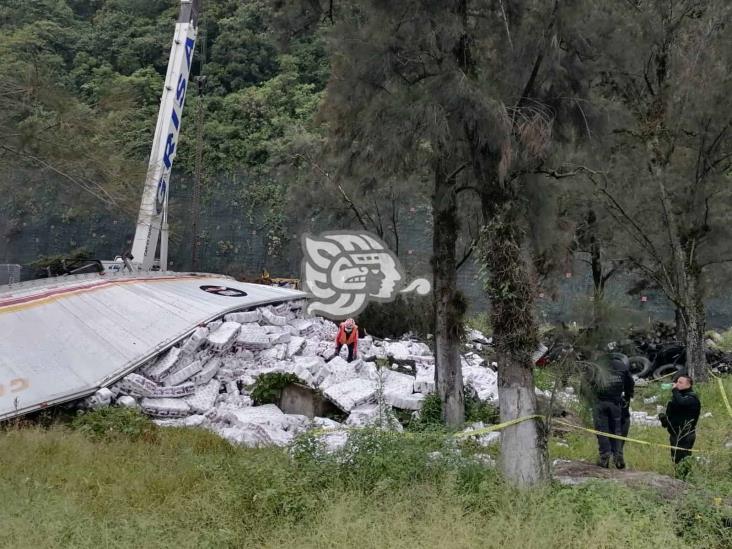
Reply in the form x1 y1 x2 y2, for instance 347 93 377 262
335 322 358 355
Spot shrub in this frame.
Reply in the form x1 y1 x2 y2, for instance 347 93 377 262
250 373 300 405
71 407 156 442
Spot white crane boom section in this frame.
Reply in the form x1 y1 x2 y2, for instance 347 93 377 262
129 0 200 271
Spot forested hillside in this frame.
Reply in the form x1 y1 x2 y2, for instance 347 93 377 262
0 0 327 271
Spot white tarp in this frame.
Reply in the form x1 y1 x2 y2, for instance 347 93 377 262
0 272 303 420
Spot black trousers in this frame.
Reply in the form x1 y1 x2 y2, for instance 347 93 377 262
593 400 622 457
618 402 630 457
670 432 696 464
336 342 355 362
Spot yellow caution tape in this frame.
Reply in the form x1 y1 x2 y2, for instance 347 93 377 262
716 376 732 420
452 414 542 438
551 419 709 453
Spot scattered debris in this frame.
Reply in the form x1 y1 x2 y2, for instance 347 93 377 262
88 304 499 449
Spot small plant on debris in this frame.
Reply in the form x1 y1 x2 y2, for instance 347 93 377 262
408 392 444 431
250 372 300 405
71 407 157 442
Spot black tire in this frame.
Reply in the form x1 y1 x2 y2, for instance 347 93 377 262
652 363 682 380
629 356 653 377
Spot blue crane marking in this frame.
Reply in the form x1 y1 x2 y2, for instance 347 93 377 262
155 35 195 214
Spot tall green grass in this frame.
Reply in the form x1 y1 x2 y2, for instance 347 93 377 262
0 377 730 548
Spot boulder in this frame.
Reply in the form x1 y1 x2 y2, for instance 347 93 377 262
345 403 403 431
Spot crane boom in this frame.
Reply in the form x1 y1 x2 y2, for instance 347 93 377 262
129 0 201 271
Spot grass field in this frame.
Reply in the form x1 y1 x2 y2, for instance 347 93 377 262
0 377 730 549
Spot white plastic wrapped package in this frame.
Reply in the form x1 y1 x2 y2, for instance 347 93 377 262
83 388 113 409
185 380 221 414
191 357 221 385
149 382 195 398
207 322 241 352
286 336 306 358
164 360 203 386
119 373 158 397
269 331 292 345
180 327 208 356
225 310 261 323
146 347 182 382
323 378 378 412
261 308 288 326
116 395 139 409
141 397 191 418
260 344 287 361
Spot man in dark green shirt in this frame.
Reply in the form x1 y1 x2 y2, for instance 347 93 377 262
659 374 701 464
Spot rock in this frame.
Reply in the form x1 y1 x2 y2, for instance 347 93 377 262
185 380 221 414
225 310 261 323
164 360 203 386
180 327 209 356
312 417 342 430
146 347 182 382
207 322 241 353
116 395 138 409
324 378 378 412
261 309 288 326
702 412 713 419
552 459 688 501
217 404 296 446
149 382 196 398
293 356 326 378
643 396 658 404
724 440 732 450
141 397 191 418
409 341 431 356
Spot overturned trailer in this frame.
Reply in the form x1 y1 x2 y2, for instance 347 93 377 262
0 272 303 421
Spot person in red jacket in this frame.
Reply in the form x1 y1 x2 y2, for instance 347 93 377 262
335 318 358 362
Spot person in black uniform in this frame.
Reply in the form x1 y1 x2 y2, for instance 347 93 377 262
586 355 635 469
659 374 701 464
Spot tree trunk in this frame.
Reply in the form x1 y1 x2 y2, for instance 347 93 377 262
680 277 707 381
432 161 465 426
479 200 548 487
655 173 707 380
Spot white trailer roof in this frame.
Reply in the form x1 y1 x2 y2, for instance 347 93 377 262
0 272 304 420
